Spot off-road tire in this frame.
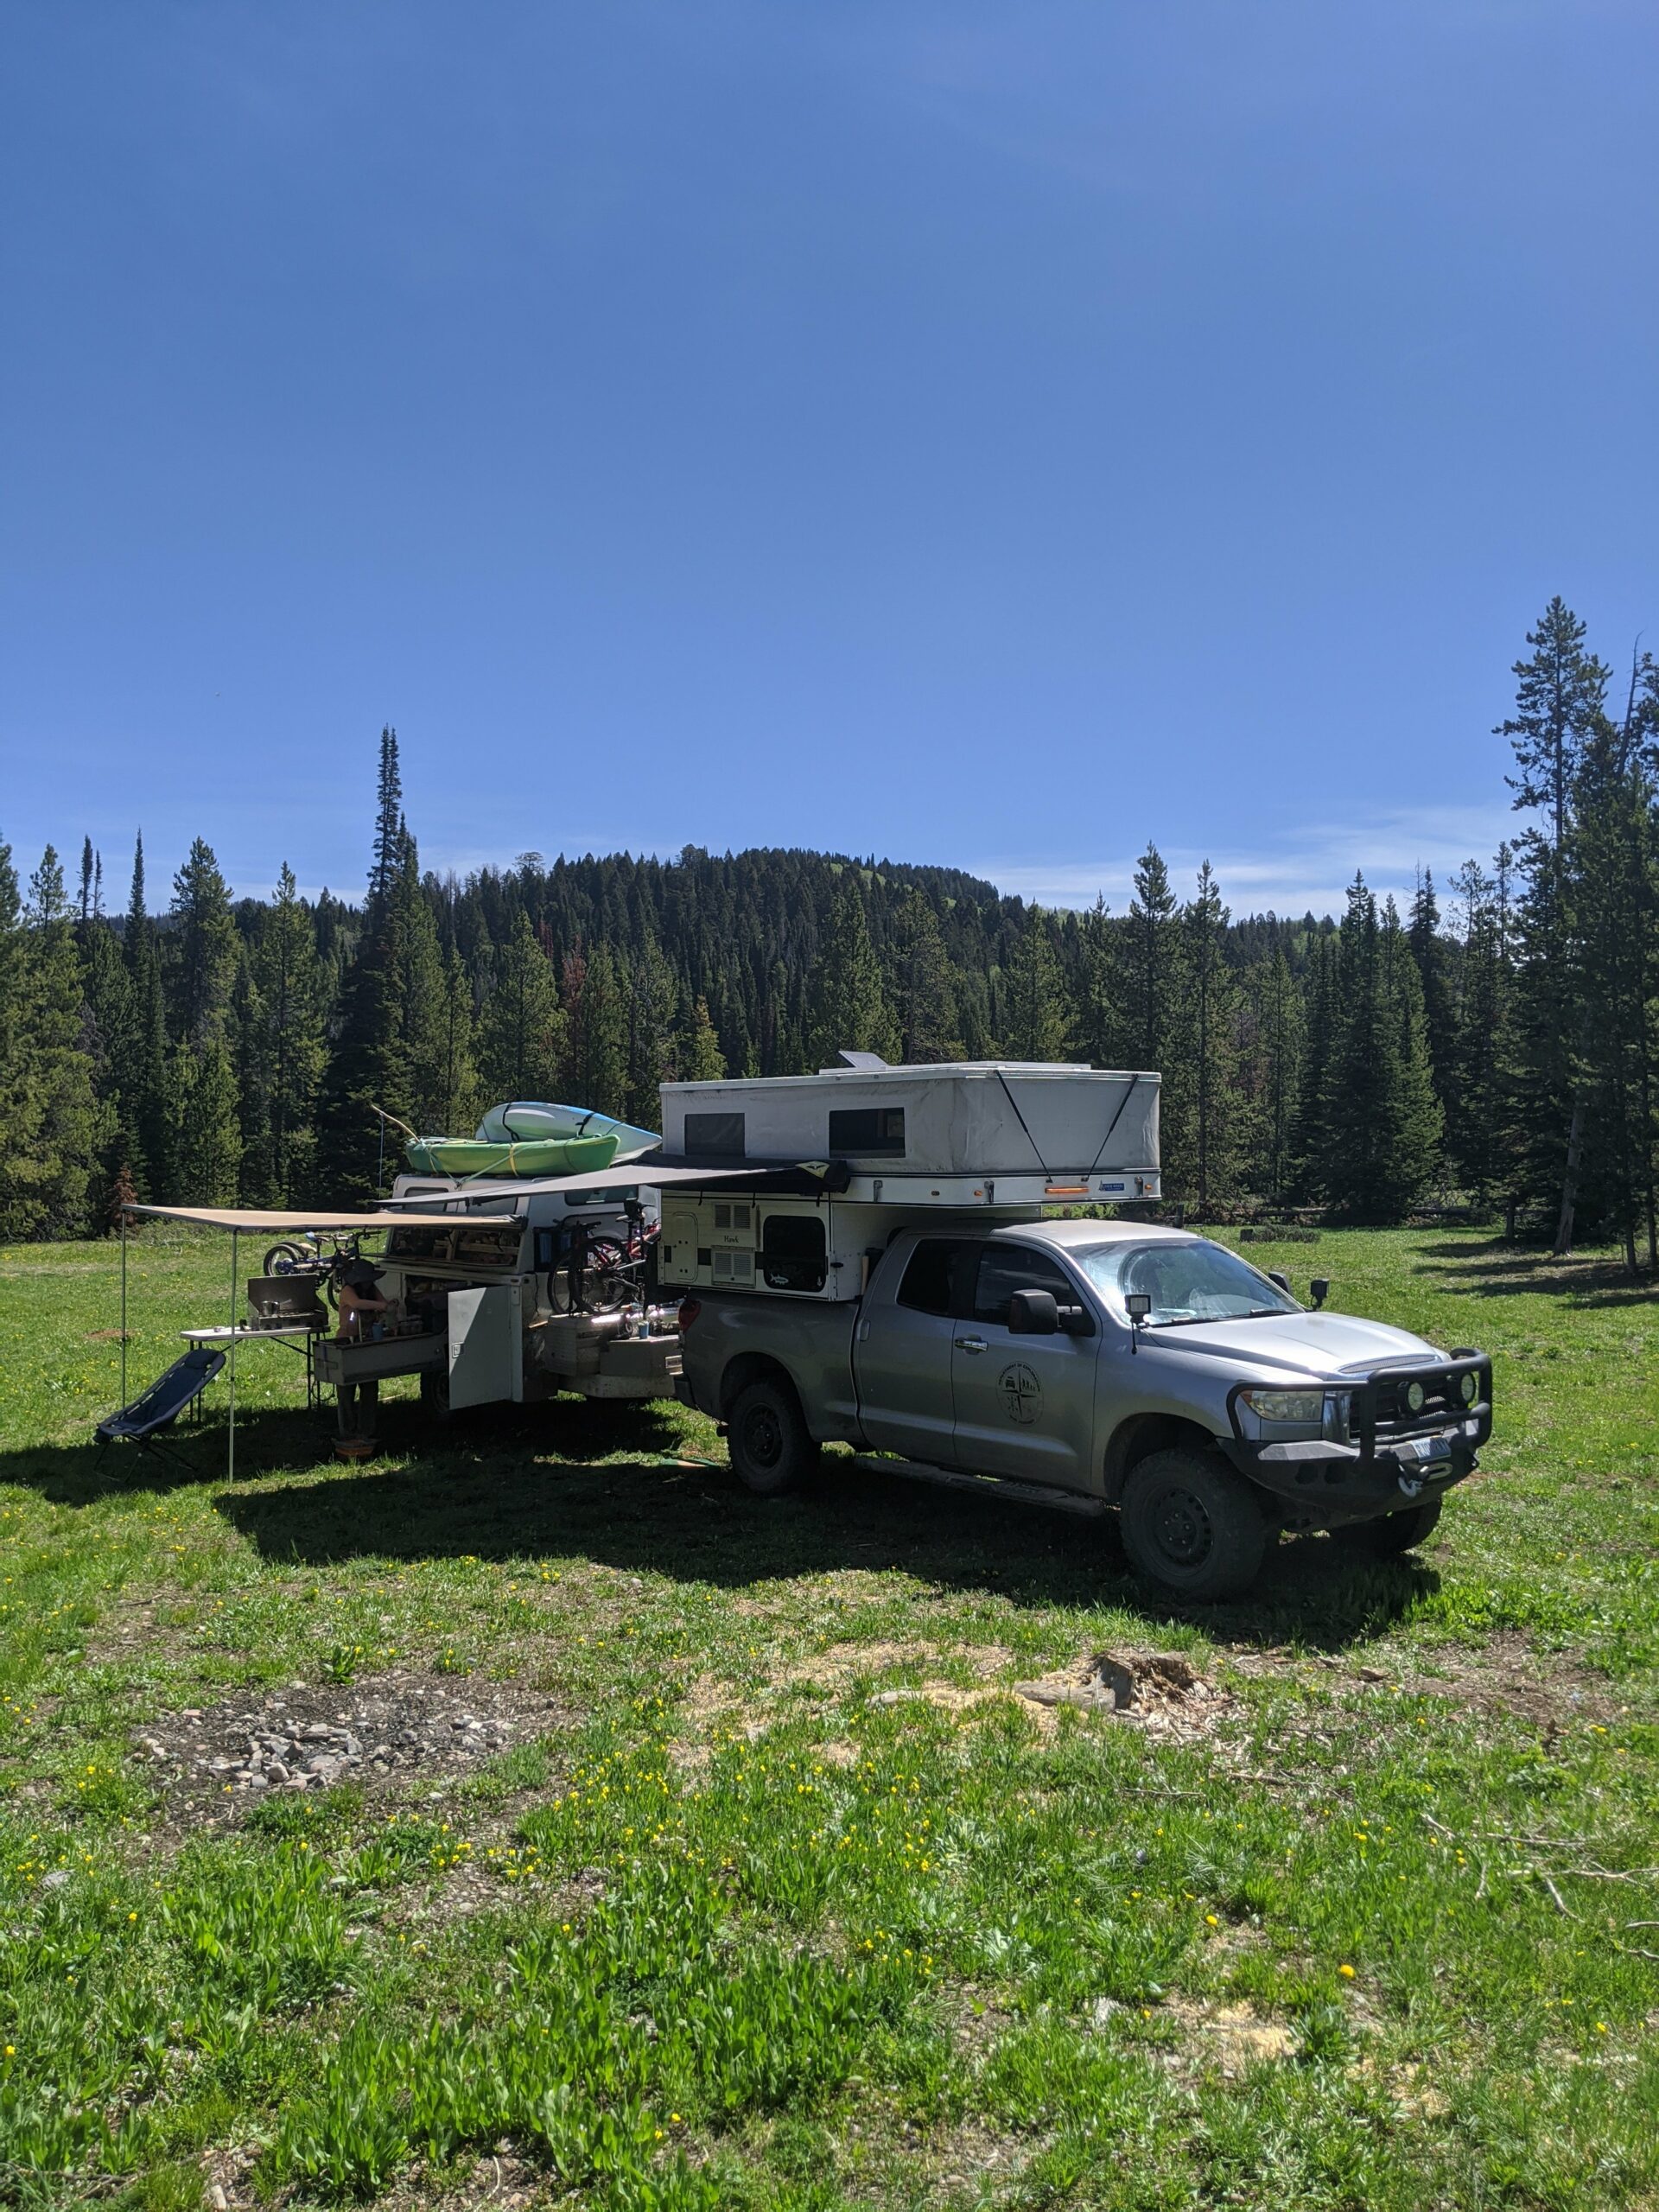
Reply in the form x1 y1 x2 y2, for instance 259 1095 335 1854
420 1363 454 1423
728 1376 820 1497
1351 1496 1443 1557
1120 1447 1269 1600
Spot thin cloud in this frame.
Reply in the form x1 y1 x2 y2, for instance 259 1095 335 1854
981 804 1523 921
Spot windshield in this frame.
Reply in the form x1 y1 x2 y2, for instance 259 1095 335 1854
1079 1240 1300 1326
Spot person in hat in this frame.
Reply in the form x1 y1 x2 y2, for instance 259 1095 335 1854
337 1258 389 1342
334 1258 390 1445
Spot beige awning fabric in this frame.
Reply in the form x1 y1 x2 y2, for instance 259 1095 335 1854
125 1206 517 1233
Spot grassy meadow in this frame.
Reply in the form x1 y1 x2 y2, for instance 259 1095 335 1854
0 1224 1656 2209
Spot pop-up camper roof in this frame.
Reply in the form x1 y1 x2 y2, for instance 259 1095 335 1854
658 1059 1160 1186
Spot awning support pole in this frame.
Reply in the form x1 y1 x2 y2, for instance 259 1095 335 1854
119 1207 129 1409
228 1228 238 1483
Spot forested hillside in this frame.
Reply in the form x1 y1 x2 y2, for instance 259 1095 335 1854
3 598 1656 1249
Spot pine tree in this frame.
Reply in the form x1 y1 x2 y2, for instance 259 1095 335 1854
1499 601 1610 1249
177 1036 242 1205
681 995 727 1081
79 911 140 1215
245 863 327 1203
806 877 895 1067
1181 861 1242 1212
369 726 404 906
1077 894 1121 1067
1001 913 1071 1060
0 847 104 1237
561 941 627 1113
314 736 419 1198
170 838 238 1046
887 887 962 1063
1447 858 1512 1203
476 912 565 1104
394 830 459 1136
625 934 679 1124
1315 879 1440 1221
1243 950 1302 1202
1408 869 1456 1147
1291 930 1338 1198
1125 845 1190 1187
123 837 171 1200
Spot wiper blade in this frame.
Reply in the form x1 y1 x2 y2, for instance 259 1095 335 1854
1147 1307 1287 1328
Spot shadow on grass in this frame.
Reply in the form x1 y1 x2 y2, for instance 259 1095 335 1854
3 1400 1440 1654
1413 1236 1658 1306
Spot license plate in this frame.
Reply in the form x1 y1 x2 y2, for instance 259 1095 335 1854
1411 1436 1452 1463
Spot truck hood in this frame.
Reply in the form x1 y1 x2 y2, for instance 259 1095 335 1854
1147 1310 1442 1380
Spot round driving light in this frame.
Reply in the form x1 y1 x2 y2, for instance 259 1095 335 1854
1405 1381 1427 1414
1459 1371 1478 1406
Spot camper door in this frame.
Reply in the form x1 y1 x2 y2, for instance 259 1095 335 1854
446 1284 522 1408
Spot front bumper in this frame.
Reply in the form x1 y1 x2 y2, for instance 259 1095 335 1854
1219 1351 1492 1526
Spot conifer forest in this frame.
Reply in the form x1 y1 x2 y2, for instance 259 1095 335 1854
4 598 1656 1255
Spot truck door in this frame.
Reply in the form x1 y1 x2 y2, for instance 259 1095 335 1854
855 1238 976 1464
951 1244 1098 1491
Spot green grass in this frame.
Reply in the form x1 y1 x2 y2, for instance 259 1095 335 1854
1 1224 1656 2208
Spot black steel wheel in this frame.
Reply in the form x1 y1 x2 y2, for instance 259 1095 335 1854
1349 1496 1443 1557
728 1376 819 1497
1120 1447 1269 1600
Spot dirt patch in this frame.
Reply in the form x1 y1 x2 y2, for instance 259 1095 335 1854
1165 1995 1296 2075
1227 1627 1633 1733
130 1669 566 1829
1010 1649 1238 1742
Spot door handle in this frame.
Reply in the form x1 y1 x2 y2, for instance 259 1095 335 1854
955 1336 988 1354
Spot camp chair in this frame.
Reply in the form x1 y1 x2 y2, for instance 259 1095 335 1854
95 1347 226 1472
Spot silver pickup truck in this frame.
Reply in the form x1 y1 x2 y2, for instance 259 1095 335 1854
676 1218 1492 1599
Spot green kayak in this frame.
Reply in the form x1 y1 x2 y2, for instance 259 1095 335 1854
404 1132 621 1179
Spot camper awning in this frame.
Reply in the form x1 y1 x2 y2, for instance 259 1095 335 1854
126 1205 518 1232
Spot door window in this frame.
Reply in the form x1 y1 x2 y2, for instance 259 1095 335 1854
971 1245 1079 1326
896 1239 973 1316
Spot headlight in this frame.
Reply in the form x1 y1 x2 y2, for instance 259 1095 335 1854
1238 1389 1325 1423
1404 1381 1427 1414
1458 1371 1478 1406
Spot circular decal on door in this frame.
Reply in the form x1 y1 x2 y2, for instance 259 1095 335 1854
1000 1362 1040 1424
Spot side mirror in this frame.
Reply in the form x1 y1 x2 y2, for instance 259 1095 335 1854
1268 1269 1291 1294
1056 1302 1094 1338
1310 1278 1330 1310
1007 1287 1059 1335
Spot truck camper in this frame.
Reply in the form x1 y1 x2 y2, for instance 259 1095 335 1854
665 1056 1495 1600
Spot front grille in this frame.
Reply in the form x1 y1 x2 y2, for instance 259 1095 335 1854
1351 1352 1491 1455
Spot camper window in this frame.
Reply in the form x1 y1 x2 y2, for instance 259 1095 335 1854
760 1213 828 1293
827 1106 906 1156
684 1111 746 1158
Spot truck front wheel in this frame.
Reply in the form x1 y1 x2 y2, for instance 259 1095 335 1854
1348 1497 1442 1557
1120 1449 1268 1601
728 1377 819 1497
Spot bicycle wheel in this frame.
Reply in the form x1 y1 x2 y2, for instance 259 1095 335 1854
263 1242 314 1276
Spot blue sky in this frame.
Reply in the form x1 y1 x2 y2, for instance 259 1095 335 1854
3 2 1656 920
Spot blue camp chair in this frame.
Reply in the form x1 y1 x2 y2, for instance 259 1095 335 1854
96 1347 226 1471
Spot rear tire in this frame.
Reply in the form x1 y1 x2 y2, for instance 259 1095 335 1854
420 1363 454 1423
1120 1447 1269 1600
1350 1497 1442 1557
728 1376 820 1497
